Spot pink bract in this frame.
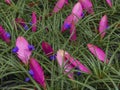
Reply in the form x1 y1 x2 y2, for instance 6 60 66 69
72 2 83 23
98 15 108 38
30 58 46 89
16 36 32 65
87 43 109 63
41 41 54 57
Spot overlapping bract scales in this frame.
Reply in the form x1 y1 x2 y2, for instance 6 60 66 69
15 36 33 65
87 43 109 63
99 15 108 38
30 58 46 89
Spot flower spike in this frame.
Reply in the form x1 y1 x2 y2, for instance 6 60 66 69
13 36 33 65
71 2 83 23
87 43 109 63
30 58 46 89
98 15 108 38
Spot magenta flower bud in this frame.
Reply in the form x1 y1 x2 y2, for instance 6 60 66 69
79 0 94 14
0 25 11 43
32 12 37 32
30 58 46 89
106 0 112 7
53 0 68 13
15 36 33 65
87 43 109 63
98 15 108 38
41 41 54 57
5 0 11 5
56 50 91 79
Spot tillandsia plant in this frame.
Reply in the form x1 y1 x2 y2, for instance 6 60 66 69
12 36 35 65
0 0 120 90
56 50 91 79
0 25 11 44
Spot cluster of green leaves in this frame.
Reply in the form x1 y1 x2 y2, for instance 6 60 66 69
0 0 120 90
